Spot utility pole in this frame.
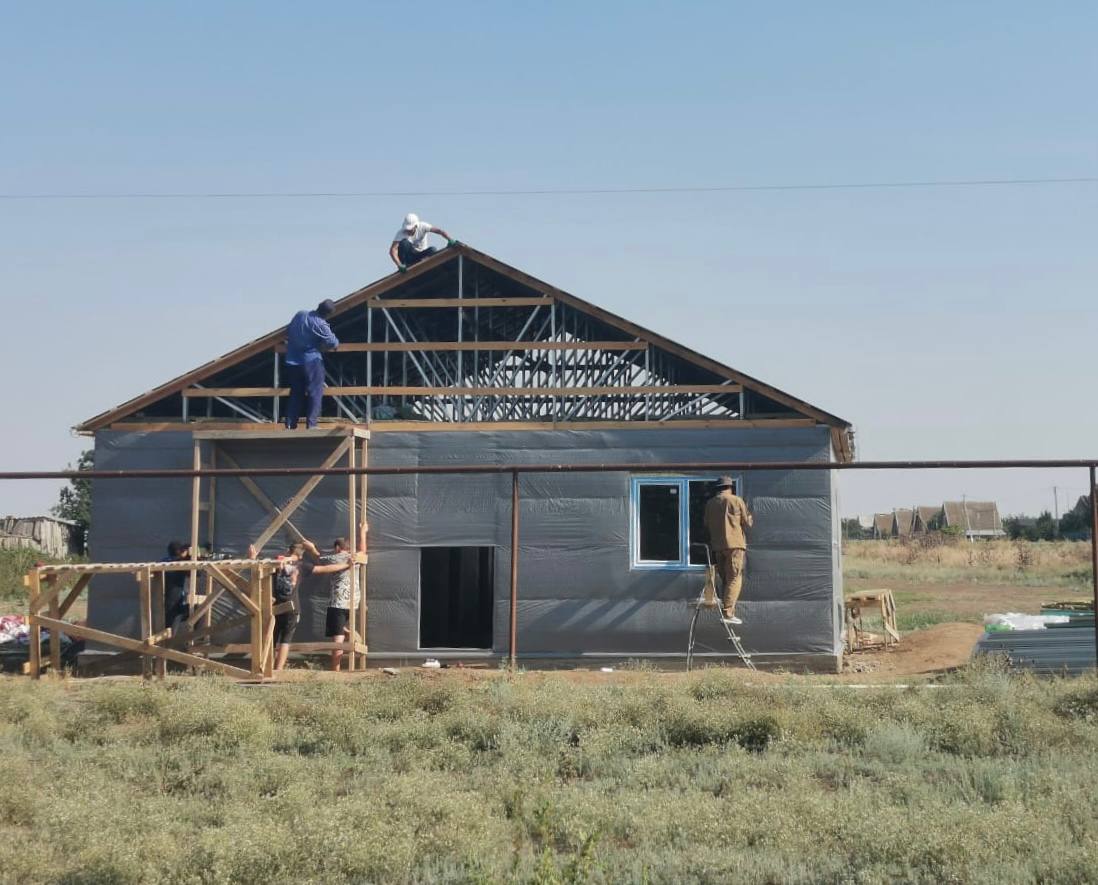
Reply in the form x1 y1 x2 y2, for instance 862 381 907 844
1053 486 1060 538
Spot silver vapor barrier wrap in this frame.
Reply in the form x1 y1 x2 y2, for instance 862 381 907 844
86 425 842 662
87 431 359 645
367 425 841 660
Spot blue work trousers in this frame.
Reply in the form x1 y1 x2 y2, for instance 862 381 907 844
285 359 325 429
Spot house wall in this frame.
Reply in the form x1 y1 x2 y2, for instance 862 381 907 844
87 431 360 643
87 425 842 664
367 425 840 662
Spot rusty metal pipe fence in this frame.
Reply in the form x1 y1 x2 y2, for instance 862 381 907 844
2 458 1096 671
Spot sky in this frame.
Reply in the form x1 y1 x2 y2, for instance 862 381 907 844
0 1 1095 520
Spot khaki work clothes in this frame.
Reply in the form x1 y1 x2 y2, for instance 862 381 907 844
716 549 746 618
704 490 753 552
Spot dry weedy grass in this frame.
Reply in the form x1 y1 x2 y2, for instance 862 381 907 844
2 665 1098 883
844 537 1092 589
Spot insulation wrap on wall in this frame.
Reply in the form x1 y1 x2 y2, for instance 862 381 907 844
367 426 841 658
88 425 843 660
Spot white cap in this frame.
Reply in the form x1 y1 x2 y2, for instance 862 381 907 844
402 212 419 231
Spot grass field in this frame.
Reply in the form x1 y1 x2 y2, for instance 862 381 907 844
1 545 1096 881
3 668 1098 884
844 538 1093 590
842 538 1093 637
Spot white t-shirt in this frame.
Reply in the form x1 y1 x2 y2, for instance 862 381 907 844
392 221 432 252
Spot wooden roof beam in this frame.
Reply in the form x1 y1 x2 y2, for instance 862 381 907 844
275 340 648 353
183 384 743 399
368 297 550 308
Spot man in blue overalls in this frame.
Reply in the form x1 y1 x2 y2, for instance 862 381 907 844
284 299 339 430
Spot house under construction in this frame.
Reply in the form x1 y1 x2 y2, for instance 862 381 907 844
77 244 855 670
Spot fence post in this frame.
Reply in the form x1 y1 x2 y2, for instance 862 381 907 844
1090 466 1097 673
509 470 520 669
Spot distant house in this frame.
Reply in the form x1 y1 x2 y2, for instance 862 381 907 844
913 506 942 535
893 508 915 538
872 513 894 539
0 516 81 558
942 501 1005 539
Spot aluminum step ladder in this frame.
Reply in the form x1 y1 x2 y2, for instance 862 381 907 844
686 544 757 672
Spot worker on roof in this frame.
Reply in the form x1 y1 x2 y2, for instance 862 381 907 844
284 299 339 430
704 476 753 625
389 213 456 272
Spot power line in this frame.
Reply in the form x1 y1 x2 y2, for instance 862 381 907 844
1 176 1096 200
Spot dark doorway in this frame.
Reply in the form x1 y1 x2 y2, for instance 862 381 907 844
419 547 495 649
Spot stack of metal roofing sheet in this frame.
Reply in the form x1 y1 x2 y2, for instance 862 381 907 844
974 627 1097 675
1040 603 1095 629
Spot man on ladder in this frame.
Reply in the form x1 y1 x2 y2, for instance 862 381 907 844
704 476 753 625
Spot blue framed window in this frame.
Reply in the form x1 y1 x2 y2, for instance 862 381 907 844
630 476 738 569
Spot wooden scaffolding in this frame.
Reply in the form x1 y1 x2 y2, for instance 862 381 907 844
25 559 280 680
189 427 370 670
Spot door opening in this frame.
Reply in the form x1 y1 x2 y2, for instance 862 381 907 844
419 546 495 649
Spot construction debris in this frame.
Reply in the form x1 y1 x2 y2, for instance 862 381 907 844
845 590 900 651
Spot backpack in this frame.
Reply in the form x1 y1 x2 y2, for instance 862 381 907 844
273 565 296 602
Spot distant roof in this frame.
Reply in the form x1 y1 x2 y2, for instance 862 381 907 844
1 514 79 527
915 506 941 523
893 509 915 536
873 513 894 535
942 501 1003 533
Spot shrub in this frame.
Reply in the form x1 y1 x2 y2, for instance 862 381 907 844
1054 687 1098 723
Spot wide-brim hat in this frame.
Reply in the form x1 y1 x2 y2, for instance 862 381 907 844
715 475 736 489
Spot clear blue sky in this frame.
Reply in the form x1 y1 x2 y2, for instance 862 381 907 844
1 1 1095 519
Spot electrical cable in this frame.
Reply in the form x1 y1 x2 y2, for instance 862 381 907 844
1 177 1095 200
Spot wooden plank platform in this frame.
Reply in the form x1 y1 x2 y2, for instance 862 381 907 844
34 559 281 575
192 427 369 440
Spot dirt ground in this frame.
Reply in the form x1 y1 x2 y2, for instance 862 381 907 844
839 578 1091 681
839 622 983 680
845 576 1090 619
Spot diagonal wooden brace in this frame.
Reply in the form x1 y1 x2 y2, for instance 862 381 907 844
187 584 226 627
251 437 353 551
58 574 92 618
217 448 308 547
205 565 260 615
30 616 252 680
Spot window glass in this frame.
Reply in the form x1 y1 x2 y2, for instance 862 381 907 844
638 483 681 562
